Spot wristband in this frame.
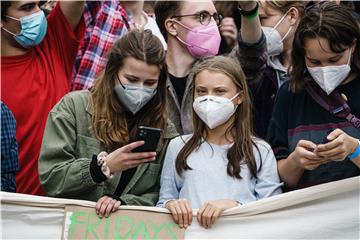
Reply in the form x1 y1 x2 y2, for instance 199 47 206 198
348 140 360 160
97 151 114 179
238 2 259 19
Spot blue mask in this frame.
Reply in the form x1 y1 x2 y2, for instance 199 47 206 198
3 11 47 48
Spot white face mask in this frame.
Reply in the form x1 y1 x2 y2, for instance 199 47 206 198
262 10 292 57
193 93 240 129
307 49 352 95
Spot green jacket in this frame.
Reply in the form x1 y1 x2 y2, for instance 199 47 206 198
38 90 178 205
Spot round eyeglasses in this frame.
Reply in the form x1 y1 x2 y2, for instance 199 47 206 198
171 11 223 26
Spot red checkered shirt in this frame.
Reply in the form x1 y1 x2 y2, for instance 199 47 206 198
71 1 130 90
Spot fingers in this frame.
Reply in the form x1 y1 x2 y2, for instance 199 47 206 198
211 209 221 226
326 129 344 141
198 203 211 229
95 196 107 216
297 140 317 151
121 152 157 170
184 200 193 226
316 138 342 153
203 206 212 228
220 26 237 35
126 151 157 161
197 203 220 229
121 141 145 152
166 200 193 229
104 198 117 217
220 17 236 27
125 157 156 169
167 204 179 224
178 200 189 228
197 204 206 226
96 196 118 218
113 200 121 212
316 144 346 159
299 147 324 161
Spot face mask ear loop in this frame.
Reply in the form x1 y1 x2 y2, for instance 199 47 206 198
273 9 291 30
272 8 292 40
172 19 193 47
1 27 17 37
5 15 20 22
281 26 292 41
230 92 241 101
116 75 126 89
347 49 352 65
2 15 21 36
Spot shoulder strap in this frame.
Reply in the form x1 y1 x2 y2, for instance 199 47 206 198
304 78 360 128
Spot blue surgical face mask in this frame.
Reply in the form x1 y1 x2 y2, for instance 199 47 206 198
2 11 47 48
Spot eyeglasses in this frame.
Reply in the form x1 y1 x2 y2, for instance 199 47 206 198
171 11 223 26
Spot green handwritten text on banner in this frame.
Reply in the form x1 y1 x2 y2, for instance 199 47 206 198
63 205 184 240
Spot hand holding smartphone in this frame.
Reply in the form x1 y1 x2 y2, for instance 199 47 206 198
132 126 162 153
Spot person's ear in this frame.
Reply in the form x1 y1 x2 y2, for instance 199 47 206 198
351 39 357 53
165 18 177 37
236 91 244 105
288 7 300 26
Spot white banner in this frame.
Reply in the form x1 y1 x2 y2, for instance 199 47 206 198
1 176 359 239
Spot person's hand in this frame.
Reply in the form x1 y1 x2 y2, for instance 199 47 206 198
95 195 121 218
315 129 359 161
197 199 238 229
165 199 193 229
106 141 156 173
238 1 257 11
289 140 328 170
219 17 238 49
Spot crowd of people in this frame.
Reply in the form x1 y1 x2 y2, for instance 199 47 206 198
1 0 360 229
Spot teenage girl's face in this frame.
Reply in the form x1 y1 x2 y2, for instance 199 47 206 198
259 5 293 41
304 37 354 68
194 69 243 105
116 57 160 88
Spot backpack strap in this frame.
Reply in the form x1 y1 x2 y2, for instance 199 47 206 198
304 78 360 128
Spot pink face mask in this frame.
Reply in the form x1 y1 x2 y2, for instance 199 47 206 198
174 20 221 58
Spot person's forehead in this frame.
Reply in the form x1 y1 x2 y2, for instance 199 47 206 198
10 1 40 9
305 37 343 58
179 0 216 14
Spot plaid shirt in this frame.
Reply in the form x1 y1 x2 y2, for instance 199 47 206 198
1 102 19 192
71 1 130 90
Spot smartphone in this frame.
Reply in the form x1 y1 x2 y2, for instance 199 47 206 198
132 126 162 152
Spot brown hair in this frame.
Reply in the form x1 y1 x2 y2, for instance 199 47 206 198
289 2 360 93
260 0 307 16
175 56 261 179
154 1 183 42
1 1 11 21
91 29 168 151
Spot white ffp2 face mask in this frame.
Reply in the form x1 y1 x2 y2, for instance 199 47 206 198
262 10 292 57
307 49 352 95
193 93 240 129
